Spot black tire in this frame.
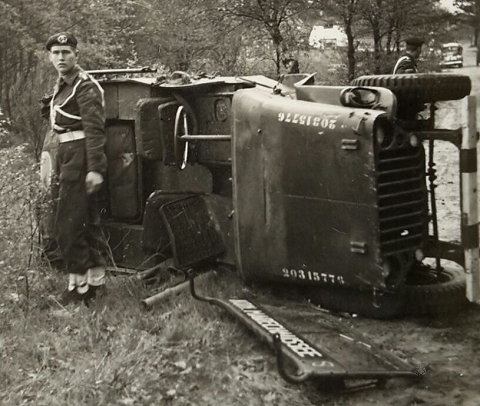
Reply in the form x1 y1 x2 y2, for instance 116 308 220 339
403 264 467 316
351 73 471 103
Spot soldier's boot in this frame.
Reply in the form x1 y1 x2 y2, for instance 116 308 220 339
57 273 91 306
87 266 107 301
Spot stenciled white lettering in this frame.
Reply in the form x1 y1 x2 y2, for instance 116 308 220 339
230 300 324 358
276 112 339 130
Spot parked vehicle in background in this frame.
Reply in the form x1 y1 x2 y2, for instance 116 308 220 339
308 24 347 49
440 42 463 68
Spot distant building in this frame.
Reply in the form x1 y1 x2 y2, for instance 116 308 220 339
309 24 348 49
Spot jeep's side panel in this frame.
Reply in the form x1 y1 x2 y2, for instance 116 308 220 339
233 89 390 289
119 83 152 120
102 81 153 120
103 83 119 119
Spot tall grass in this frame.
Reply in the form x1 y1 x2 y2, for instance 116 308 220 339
0 148 321 405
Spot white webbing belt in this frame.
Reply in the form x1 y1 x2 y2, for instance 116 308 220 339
57 130 85 143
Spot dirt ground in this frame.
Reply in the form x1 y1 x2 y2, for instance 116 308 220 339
328 43 480 406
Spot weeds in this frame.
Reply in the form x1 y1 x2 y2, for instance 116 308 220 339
0 145 316 405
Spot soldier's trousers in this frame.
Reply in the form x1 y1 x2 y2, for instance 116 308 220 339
53 139 107 275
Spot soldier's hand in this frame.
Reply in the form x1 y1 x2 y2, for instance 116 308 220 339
85 171 104 195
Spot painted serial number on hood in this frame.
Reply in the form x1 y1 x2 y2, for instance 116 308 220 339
278 112 338 129
282 268 345 284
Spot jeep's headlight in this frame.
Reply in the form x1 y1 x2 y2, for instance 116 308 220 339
375 120 394 148
410 134 419 147
376 124 386 144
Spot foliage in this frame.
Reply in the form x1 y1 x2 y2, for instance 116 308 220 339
0 0 145 154
454 0 480 44
0 0 464 139
215 0 316 76
130 0 249 74
320 0 454 77
0 145 41 271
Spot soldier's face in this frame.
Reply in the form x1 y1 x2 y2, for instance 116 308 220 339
49 45 78 75
414 46 422 59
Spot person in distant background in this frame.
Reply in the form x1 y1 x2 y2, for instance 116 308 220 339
392 37 424 74
42 32 108 305
284 58 300 74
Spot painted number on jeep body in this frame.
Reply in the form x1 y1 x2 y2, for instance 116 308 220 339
277 112 337 130
282 268 345 284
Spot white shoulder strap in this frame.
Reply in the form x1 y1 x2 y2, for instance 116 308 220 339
51 71 105 128
393 56 410 74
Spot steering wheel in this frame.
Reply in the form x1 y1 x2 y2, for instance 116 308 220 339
174 105 189 170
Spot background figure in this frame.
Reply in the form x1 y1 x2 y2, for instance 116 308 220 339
392 37 424 74
283 57 300 74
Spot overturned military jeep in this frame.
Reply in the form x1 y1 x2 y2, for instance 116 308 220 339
41 69 475 320
40 68 479 387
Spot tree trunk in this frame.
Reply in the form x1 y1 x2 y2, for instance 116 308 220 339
345 25 356 82
372 22 382 74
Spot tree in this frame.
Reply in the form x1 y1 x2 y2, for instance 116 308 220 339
321 0 361 81
216 0 316 76
356 0 451 74
126 0 244 73
454 0 480 45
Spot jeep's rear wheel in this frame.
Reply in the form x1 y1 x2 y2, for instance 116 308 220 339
403 262 467 316
351 73 471 103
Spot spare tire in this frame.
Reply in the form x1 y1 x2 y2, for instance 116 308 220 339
351 73 471 103
403 262 467 316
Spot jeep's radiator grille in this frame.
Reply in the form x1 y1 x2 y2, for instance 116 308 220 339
376 146 427 256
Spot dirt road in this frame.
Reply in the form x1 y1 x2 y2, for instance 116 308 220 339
332 44 480 406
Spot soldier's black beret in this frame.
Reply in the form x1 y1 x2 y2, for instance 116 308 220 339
45 32 78 50
404 37 424 47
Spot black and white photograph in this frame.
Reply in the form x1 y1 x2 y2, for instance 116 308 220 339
1 0 480 405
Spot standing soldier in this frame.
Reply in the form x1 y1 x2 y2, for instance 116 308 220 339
392 37 424 74
43 32 108 305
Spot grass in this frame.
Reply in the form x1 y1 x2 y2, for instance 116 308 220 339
1 264 316 405
3 276 332 405
0 146 324 405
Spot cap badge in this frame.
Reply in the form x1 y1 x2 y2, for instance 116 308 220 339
58 35 68 44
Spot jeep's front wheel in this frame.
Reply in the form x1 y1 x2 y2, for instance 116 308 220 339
403 261 467 316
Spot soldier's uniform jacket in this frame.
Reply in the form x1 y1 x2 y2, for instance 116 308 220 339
392 54 418 74
50 64 106 174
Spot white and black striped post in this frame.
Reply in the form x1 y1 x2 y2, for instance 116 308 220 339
461 95 480 302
